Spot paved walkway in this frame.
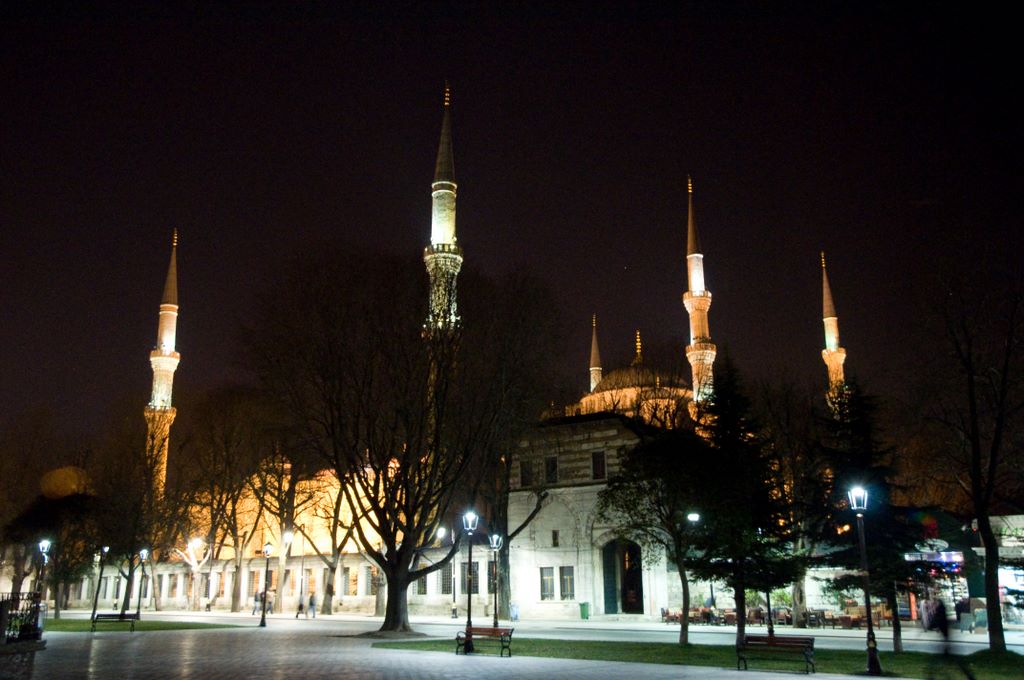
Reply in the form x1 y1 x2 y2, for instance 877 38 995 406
10 627 865 680
7 609 1020 679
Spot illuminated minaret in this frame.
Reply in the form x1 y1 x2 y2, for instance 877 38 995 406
146 230 180 493
424 83 462 330
682 177 716 402
589 314 602 392
820 251 846 392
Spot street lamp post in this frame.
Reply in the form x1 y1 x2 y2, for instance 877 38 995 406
297 526 306 616
136 549 149 619
462 511 478 652
848 486 882 676
37 539 51 598
489 533 503 627
258 542 272 628
187 537 203 610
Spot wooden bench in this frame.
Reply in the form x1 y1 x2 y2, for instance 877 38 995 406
737 634 815 673
91 613 140 632
454 626 514 657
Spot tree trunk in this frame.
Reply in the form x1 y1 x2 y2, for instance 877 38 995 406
887 589 903 653
230 560 242 612
10 547 28 594
735 588 747 646
792 575 807 629
976 514 1007 652
677 565 690 645
379 566 412 632
52 581 63 619
499 545 510 620
374 569 386 616
322 573 336 616
119 564 135 615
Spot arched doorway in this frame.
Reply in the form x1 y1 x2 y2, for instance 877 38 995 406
601 539 644 614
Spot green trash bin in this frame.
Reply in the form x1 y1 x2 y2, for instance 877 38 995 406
579 601 590 620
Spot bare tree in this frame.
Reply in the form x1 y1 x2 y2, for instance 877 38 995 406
933 278 1024 652
247 246 562 631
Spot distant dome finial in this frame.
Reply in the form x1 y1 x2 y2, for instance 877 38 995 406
172 228 178 248
820 250 826 269
687 175 693 195
632 329 643 366
443 80 451 108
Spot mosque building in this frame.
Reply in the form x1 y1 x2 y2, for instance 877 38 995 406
10 87 853 620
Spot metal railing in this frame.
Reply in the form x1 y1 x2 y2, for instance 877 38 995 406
1 593 43 643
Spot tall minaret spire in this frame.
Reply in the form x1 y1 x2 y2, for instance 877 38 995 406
820 251 846 393
682 177 716 402
146 229 181 493
589 314 602 392
424 82 463 330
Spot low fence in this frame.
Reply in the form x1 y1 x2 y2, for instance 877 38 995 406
0 593 44 643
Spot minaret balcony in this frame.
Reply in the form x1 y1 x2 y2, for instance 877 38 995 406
424 243 463 257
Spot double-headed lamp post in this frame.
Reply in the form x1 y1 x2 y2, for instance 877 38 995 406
462 510 479 652
489 533 503 627
848 486 882 676
259 541 273 628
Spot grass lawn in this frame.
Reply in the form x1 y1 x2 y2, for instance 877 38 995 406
374 637 1021 679
42 619 239 633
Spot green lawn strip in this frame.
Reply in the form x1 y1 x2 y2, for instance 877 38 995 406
42 619 238 633
373 637 1020 679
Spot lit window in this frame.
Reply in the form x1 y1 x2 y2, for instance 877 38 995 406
560 566 575 600
540 567 555 600
461 561 479 594
440 562 453 595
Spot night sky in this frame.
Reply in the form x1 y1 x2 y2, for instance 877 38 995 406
3 3 1020 441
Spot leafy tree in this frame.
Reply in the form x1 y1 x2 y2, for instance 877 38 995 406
5 493 96 618
687 357 797 645
819 384 931 653
598 425 712 644
756 381 831 628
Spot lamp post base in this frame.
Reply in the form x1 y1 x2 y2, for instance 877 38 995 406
866 633 882 675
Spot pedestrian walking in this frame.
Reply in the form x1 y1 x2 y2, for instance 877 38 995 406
296 598 304 618
308 592 316 619
252 591 262 615
926 598 977 680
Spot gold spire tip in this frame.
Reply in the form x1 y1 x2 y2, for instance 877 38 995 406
687 176 693 194
635 330 642 354
172 228 178 248
820 251 826 269
443 81 451 107
592 313 597 328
